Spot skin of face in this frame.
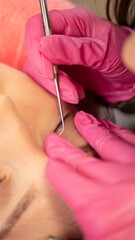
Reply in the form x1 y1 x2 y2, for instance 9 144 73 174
0 62 95 240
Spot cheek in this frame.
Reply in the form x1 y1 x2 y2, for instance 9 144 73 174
122 33 135 73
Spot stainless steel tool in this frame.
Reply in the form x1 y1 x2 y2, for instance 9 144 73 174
39 0 65 135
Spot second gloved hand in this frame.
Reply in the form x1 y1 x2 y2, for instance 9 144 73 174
45 112 135 240
24 7 135 104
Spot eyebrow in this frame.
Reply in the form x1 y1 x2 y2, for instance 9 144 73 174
0 187 35 240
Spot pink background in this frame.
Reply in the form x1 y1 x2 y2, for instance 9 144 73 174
0 0 74 70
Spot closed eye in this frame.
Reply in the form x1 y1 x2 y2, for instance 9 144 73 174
53 112 71 134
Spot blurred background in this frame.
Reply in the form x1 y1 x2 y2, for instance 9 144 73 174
70 0 107 18
0 0 115 70
0 0 75 70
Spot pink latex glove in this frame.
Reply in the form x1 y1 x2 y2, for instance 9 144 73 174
24 7 135 104
45 111 135 240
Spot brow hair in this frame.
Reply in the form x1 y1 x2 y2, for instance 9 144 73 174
0 187 35 240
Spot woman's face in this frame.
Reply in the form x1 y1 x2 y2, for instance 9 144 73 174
0 63 93 240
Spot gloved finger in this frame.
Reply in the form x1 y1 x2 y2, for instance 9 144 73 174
45 133 135 184
25 12 44 37
49 10 71 35
24 14 85 103
23 60 84 104
25 13 53 78
75 111 135 163
49 7 96 36
46 156 92 211
45 133 96 175
99 118 135 146
39 34 108 68
46 156 135 240
26 9 108 68
25 8 93 40
25 7 91 44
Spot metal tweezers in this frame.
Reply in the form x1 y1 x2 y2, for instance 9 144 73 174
39 0 65 135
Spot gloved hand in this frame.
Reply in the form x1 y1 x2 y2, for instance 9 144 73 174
45 111 135 240
24 7 135 104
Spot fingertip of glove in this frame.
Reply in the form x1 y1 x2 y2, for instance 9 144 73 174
44 133 73 158
75 111 98 126
62 90 84 104
61 92 79 104
59 79 85 104
74 112 104 144
58 71 83 104
75 84 85 101
25 13 42 32
44 133 60 152
49 10 67 34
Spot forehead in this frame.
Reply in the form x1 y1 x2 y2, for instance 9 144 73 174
0 63 70 140
0 63 70 111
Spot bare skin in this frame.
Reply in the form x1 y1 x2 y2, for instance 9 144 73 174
122 33 135 74
0 62 94 240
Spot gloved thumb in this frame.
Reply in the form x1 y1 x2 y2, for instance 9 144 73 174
75 111 135 163
45 133 135 184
